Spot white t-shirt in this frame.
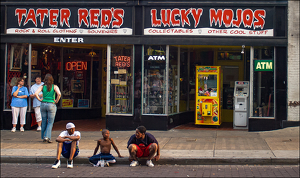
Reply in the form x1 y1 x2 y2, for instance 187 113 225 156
59 130 81 146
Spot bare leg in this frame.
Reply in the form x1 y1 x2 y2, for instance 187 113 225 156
69 141 77 160
37 121 42 127
13 124 16 128
147 143 157 160
56 142 63 160
128 144 138 161
20 124 24 128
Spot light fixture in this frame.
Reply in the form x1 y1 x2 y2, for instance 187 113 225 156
241 45 245 54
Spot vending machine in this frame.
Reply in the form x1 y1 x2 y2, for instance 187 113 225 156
195 66 222 126
233 81 249 129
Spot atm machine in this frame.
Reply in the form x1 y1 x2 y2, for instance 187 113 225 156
233 81 249 129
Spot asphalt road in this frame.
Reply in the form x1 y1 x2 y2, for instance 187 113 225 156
1 163 299 177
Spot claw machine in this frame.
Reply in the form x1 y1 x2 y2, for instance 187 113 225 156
195 66 222 126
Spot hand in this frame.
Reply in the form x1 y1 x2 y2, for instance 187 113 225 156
154 155 160 161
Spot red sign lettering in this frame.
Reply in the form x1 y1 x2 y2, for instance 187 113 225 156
65 61 87 71
113 56 131 68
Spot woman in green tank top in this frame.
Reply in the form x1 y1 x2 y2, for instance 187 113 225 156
35 74 61 143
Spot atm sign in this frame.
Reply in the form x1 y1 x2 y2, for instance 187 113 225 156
254 60 273 71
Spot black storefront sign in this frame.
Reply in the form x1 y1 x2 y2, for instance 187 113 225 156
6 6 132 35
144 7 274 36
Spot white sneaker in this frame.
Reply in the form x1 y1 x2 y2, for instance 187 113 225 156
37 126 41 131
129 160 139 167
107 159 116 163
67 160 73 168
52 160 61 169
11 127 16 132
20 127 24 132
146 160 154 167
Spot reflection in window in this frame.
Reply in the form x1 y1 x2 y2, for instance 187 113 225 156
109 45 133 114
252 47 274 117
169 46 178 114
143 45 166 114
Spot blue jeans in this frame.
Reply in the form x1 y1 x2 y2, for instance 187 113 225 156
40 102 57 140
89 153 115 165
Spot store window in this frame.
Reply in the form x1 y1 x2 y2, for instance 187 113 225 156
143 45 166 114
169 46 179 114
4 43 29 110
62 47 92 108
179 48 189 112
108 44 133 114
252 47 274 117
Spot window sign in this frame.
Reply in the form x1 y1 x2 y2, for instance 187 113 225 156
254 60 273 71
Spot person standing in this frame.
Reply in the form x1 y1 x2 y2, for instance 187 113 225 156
29 75 44 131
11 78 29 132
35 73 61 143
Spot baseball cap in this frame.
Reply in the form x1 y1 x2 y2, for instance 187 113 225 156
66 122 75 129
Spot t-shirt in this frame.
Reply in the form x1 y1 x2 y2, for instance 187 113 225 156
11 86 29 107
30 82 44 107
127 132 158 148
59 130 81 146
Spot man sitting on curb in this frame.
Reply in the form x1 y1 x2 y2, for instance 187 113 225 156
127 126 160 167
52 122 81 169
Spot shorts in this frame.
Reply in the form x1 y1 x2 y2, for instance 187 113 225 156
134 143 153 158
62 142 79 159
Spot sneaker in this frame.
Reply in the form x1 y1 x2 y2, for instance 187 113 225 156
37 126 41 131
67 160 73 168
107 159 116 163
20 127 24 132
11 127 16 133
52 159 61 169
146 160 154 167
105 162 110 167
129 160 139 167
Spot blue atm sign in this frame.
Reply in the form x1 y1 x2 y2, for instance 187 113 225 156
254 60 273 71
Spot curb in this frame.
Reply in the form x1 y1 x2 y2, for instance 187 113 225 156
1 156 299 165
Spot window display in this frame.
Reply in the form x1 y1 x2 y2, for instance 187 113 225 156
252 47 274 117
109 45 133 114
169 46 179 114
143 45 166 114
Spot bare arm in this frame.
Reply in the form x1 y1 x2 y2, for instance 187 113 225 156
93 140 101 156
34 86 43 101
110 138 123 157
13 87 20 97
54 85 61 103
154 143 160 161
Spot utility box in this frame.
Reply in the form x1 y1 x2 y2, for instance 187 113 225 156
233 81 249 129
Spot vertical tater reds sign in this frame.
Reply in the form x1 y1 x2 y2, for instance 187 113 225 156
150 8 266 29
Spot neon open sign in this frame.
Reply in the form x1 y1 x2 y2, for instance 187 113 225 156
65 61 87 71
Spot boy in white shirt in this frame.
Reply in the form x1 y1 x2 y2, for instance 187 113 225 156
52 122 81 169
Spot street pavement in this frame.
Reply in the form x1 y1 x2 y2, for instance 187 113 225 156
1 126 299 166
1 163 299 177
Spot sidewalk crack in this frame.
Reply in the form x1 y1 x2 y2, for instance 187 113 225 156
161 137 172 149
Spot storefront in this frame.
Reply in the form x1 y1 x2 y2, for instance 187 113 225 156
1 0 291 131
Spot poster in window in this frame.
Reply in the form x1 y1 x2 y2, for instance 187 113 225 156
71 80 84 93
75 71 84 80
62 99 73 107
78 99 89 108
10 45 24 71
31 50 38 65
31 70 41 85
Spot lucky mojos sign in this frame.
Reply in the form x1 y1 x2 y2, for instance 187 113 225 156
254 60 273 71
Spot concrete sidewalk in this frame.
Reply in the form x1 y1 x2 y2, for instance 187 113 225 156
1 126 299 165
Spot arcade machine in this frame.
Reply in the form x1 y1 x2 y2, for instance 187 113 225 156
195 66 222 126
233 81 249 129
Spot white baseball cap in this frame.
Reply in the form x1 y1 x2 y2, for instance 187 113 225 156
66 122 75 129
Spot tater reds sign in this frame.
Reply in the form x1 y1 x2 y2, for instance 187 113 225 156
6 7 132 35
144 7 273 36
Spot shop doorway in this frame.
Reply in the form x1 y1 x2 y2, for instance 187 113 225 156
179 45 249 124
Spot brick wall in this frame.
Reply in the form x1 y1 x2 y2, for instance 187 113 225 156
288 1 300 121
